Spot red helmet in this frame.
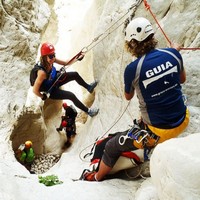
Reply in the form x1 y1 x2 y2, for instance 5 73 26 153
62 120 67 127
63 102 68 109
40 42 55 56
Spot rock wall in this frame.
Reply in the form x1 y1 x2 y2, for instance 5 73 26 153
151 133 200 200
73 0 200 199
75 0 200 143
0 0 51 156
0 0 199 199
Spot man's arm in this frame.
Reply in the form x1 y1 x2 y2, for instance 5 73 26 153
180 68 186 84
170 43 186 84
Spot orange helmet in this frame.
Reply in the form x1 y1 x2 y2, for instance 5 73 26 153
25 141 32 149
62 120 67 127
40 42 55 56
63 102 68 109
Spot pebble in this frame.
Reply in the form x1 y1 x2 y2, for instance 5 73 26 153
30 154 60 174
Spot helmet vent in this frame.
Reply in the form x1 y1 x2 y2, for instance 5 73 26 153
137 27 142 33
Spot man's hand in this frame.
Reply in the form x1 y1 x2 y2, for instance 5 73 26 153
170 42 181 51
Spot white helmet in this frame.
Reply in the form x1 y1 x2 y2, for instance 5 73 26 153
125 17 154 42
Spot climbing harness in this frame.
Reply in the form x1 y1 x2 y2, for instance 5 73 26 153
118 120 159 148
143 0 200 51
119 129 149 146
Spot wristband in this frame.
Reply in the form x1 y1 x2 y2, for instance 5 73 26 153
41 93 47 101
77 55 84 61
94 173 98 181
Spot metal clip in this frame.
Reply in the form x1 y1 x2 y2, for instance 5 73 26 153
135 130 149 143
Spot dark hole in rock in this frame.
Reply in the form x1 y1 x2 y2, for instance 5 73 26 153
10 107 62 174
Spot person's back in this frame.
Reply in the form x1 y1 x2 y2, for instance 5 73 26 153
126 47 186 127
64 105 77 121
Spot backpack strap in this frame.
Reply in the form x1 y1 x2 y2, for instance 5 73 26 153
36 63 47 73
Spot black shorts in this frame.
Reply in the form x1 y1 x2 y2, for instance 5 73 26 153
102 131 137 168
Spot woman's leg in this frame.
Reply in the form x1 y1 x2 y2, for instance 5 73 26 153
57 72 90 89
50 88 88 113
57 72 98 93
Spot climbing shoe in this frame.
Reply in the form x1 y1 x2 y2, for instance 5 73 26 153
83 171 98 181
88 81 98 93
56 128 62 132
88 108 99 117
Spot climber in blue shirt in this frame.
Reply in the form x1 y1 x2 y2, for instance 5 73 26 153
84 17 189 181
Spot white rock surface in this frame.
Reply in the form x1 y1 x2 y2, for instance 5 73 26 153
151 133 200 200
0 0 199 200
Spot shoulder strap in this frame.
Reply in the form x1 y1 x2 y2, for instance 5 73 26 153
35 63 47 73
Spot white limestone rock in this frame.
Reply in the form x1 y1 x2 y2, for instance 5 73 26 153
151 133 200 200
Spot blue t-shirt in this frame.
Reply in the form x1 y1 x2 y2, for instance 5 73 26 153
41 66 57 91
124 48 186 127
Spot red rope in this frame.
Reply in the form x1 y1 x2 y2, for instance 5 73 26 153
143 0 200 51
65 50 83 66
180 47 200 51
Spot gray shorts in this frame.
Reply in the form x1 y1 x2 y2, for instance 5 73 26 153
102 131 137 168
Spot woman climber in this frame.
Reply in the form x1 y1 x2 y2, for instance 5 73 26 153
32 42 99 117
83 17 189 181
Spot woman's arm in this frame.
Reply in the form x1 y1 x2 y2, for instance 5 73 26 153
33 70 46 98
55 58 69 66
55 52 85 66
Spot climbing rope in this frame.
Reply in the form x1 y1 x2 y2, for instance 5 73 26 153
78 1 144 161
78 1 147 161
79 45 134 161
65 0 143 62
82 0 143 53
68 0 199 75
78 0 200 161
46 1 142 95
143 0 200 51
